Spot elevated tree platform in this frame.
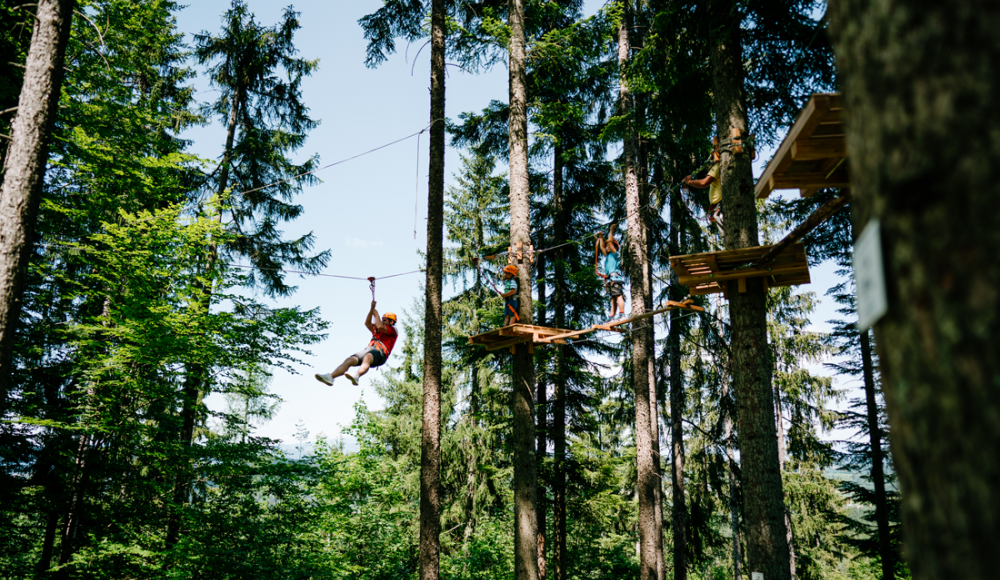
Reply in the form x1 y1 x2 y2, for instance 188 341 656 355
755 93 848 199
670 243 810 297
468 300 704 351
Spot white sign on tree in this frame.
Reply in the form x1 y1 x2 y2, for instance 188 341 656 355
854 218 888 330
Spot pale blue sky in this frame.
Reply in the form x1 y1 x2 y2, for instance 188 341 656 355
174 0 846 447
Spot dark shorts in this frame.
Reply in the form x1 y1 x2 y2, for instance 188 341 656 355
607 281 624 298
352 346 387 368
504 297 520 320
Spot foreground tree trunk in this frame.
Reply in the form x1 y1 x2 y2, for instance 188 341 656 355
0 0 75 396
619 5 659 579
419 0 446 577
708 0 792 578
509 1 538 578
830 8 1000 578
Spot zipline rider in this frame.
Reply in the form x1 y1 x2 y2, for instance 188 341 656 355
315 301 398 386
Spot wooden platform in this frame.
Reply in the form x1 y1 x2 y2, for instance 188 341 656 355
670 243 810 297
467 300 705 351
468 324 578 351
755 93 848 199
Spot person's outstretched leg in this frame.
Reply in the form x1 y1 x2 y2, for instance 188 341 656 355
355 353 374 378
315 355 359 385
345 353 374 386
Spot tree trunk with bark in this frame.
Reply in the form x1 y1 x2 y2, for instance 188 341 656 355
419 0 446 578
668 183 688 580
0 0 75 396
508 1 538 578
860 328 893 580
536 248 547 579
551 144 568 580
619 6 660 579
708 0 792 578
829 3 1000 578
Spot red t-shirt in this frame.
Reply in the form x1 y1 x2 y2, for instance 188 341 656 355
369 324 398 356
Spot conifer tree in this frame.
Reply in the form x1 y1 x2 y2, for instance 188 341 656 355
707 0 792 576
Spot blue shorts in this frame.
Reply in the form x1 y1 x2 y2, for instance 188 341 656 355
504 297 520 321
352 346 387 368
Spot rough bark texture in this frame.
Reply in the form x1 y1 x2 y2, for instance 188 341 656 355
0 0 75 396
708 0 792 578
668 187 687 580
509 1 538 578
717 297 743 580
551 145 568 580
419 0 446 577
619 8 658 580
637 95 665 580
829 2 1000 578
860 329 893 580
536 249 547 580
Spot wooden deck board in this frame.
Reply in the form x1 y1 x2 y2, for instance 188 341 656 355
670 243 810 298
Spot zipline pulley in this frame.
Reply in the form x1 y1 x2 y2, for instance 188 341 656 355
368 277 376 301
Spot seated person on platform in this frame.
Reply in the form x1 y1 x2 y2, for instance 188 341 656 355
501 264 520 326
595 224 626 320
683 155 723 226
315 301 398 386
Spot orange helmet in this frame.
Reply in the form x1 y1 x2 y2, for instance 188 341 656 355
503 264 518 276
383 312 397 325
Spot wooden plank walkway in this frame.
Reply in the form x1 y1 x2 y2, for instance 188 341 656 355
467 300 704 351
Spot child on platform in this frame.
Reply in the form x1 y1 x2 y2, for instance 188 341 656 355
595 224 627 320
683 155 723 227
315 301 398 386
501 264 520 326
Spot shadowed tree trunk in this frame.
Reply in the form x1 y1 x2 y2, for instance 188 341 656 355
708 0 791 578
536 247 547 579
551 144 568 580
0 0 75 396
668 181 688 580
509 0 538 578
619 4 659 579
829 3 1000 578
860 328 893 580
419 0 446 577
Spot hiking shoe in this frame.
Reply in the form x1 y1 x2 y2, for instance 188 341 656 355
344 372 359 386
315 373 334 386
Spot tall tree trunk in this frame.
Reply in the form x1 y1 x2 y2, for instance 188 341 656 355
464 366 480 545
773 385 797 579
860 328 893 580
551 144 568 580
708 0 791 578
619 6 659 579
166 85 244 551
536 248 547 579
668 183 688 580
508 1 538 578
0 0 75 396
830 3 1000 578
420 1 446 578
636 92 666 580
845 202 895 580
716 296 743 580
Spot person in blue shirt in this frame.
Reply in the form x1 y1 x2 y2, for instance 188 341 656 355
501 264 520 326
595 224 627 320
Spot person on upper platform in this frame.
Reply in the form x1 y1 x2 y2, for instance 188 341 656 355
595 224 627 320
683 153 723 227
501 264 520 327
315 301 398 386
